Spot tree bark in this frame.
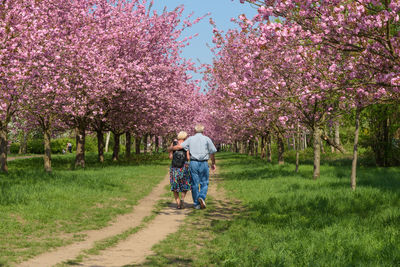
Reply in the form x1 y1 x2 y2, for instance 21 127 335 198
126 132 131 159
261 136 266 159
97 130 104 163
19 132 28 154
321 134 347 153
161 136 167 152
75 125 86 168
295 125 300 173
304 132 308 149
112 133 121 161
43 127 52 172
313 127 321 179
143 134 148 154
292 134 296 152
321 139 325 154
0 125 9 173
255 138 259 156
105 131 111 153
267 133 272 163
335 121 340 153
330 126 335 153
351 109 361 190
248 139 254 156
277 134 284 165
135 136 141 154
155 136 159 153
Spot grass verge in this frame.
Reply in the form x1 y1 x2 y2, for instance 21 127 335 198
140 152 400 266
0 153 169 266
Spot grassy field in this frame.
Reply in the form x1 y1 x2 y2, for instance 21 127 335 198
144 152 400 267
0 153 169 266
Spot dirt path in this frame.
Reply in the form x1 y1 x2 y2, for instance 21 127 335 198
18 166 231 267
79 168 235 267
18 172 176 267
7 155 42 161
79 198 193 267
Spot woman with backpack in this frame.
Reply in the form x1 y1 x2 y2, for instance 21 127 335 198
169 131 191 209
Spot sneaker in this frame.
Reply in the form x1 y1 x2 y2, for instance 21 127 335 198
198 198 206 209
194 205 201 210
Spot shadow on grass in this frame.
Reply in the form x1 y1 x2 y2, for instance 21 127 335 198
218 152 400 193
203 198 245 226
0 153 170 206
62 259 82 265
245 189 400 228
6 152 168 171
200 153 400 266
127 257 194 267
217 152 400 229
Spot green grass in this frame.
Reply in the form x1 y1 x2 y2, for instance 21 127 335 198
0 153 169 266
142 152 400 267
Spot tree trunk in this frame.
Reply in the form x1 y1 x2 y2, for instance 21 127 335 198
335 121 340 153
43 127 52 172
304 132 307 149
126 132 131 159
97 130 104 163
155 136 159 153
321 139 325 154
351 109 361 190
112 133 121 161
135 136 141 154
295 125 300 173
267 134 272 163
162 136 168 152
277 134 284 165
249 139 253 156
321 134 347 153
19 132 28 154
292 134 296 152
0 126 9 173
313 127 321 179
75 125 86 168
143 134 148 154
255 138 259 156
330 126 335 153
261 136 266 159
105 131 111 153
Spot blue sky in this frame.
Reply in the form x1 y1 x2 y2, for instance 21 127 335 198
151 0 258 89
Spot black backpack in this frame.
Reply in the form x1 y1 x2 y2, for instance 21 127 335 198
172 140 186 168
172 150 186 168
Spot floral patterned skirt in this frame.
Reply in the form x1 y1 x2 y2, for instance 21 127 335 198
170 162 191 192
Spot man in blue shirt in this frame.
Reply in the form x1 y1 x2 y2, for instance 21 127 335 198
168 124 217 209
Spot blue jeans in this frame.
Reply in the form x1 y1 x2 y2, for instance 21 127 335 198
189 161 209 207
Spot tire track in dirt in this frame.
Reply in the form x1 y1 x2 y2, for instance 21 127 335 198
18 172 173 267
79 199 193 267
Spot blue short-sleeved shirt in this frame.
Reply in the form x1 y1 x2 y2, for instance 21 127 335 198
181 133 217 161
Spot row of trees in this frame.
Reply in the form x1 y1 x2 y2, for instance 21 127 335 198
0 0 205 173
204 0 400 189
